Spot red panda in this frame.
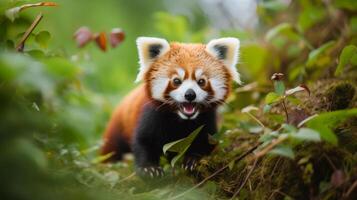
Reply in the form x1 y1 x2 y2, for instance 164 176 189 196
101 37 241 177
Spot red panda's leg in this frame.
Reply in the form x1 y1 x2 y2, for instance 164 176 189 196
101 122 131 162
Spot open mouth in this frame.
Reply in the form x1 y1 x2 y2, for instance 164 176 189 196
179 102 198 118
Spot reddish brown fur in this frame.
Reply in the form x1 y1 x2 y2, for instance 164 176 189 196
101 84 150 161
144 43 232 100
101 42 233 161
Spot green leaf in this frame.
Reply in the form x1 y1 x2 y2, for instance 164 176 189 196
298 4 326 31
335 45 357 76
265 92 282 104
307 41 336 67
265 23 297 41
334 0 357 11
263 104 272 113
35 31 51 48
269 145 295 159
291 128 321 142
307 109 357 145
282 124 297 133
162 126 204 167
259 131 278 143
43 57 79 79
162 138 185 154
27 49 45 59
274 81 285 95
154 12 188 41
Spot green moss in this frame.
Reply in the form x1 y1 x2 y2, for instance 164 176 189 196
326 82 356 111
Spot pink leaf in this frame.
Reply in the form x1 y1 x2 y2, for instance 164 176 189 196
110 28 125 48
73 26 93 48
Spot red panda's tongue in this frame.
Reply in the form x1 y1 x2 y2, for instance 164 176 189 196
182 103 195 115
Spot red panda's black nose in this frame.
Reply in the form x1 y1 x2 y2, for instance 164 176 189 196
185 89 196 101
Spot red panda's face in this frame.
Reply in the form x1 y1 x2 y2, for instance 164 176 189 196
136 37 241 120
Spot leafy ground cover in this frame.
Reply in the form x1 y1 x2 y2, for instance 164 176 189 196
0 0 356 199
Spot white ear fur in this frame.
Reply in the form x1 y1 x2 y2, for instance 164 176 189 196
135 37 170 82
205 37 242 84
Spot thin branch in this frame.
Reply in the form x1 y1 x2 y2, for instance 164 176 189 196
235 82 258 93
168 144 259 200
230 158 259 200
322 153 337 170
254 135 288 159
16 13 43 52
297 114 318 128
281 99 289 123
344 179 357 198
116 172 136 184
247 112 266 129
18 2 57 12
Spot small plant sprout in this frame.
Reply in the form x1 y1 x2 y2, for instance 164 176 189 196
241 105 265 129
264 73 310 123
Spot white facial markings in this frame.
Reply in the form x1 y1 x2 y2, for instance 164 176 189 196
177 110 200 120
195 68 203 78
176 68 185 79
151 77 169 100
177 111 188 119
169 80 207 102
190 111 199 119
209 77 227 102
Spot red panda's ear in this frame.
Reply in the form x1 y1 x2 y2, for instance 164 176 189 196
206 38 242 84
135 37 170 82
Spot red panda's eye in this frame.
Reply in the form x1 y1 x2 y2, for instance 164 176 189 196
173 78 182 86
197 78 206 87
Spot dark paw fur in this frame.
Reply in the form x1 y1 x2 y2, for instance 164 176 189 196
137 166 164 178
182 157 199 171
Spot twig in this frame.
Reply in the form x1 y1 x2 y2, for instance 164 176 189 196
116 172 136 184
344 179 357 198
235 82 258 93
246 112 266 129
230 158 259 200
16 13 43 52
281 99 289 123
17 2 57 12
254 135 288 159
268 188 290 200
297 114 318 128
322 153 337 170
168 144 259 200
269 157 282 180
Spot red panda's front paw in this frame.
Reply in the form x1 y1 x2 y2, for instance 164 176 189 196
182 157 199 171
137 166 164 178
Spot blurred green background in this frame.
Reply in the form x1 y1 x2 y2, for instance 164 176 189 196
1 0 357 199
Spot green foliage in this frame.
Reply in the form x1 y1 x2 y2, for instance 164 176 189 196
265 23 297 42
291 128 320 142
1 0 357 199
335 45 357 76
269 145 295 159
307 41 336 68
35 31 51 48
154 12 188 41
265 92 281 104
307 109 357 145
333 0 357 11
163 126 204 167
274 81 285 95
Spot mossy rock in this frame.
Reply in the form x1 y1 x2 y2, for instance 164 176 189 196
303 80 356 114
